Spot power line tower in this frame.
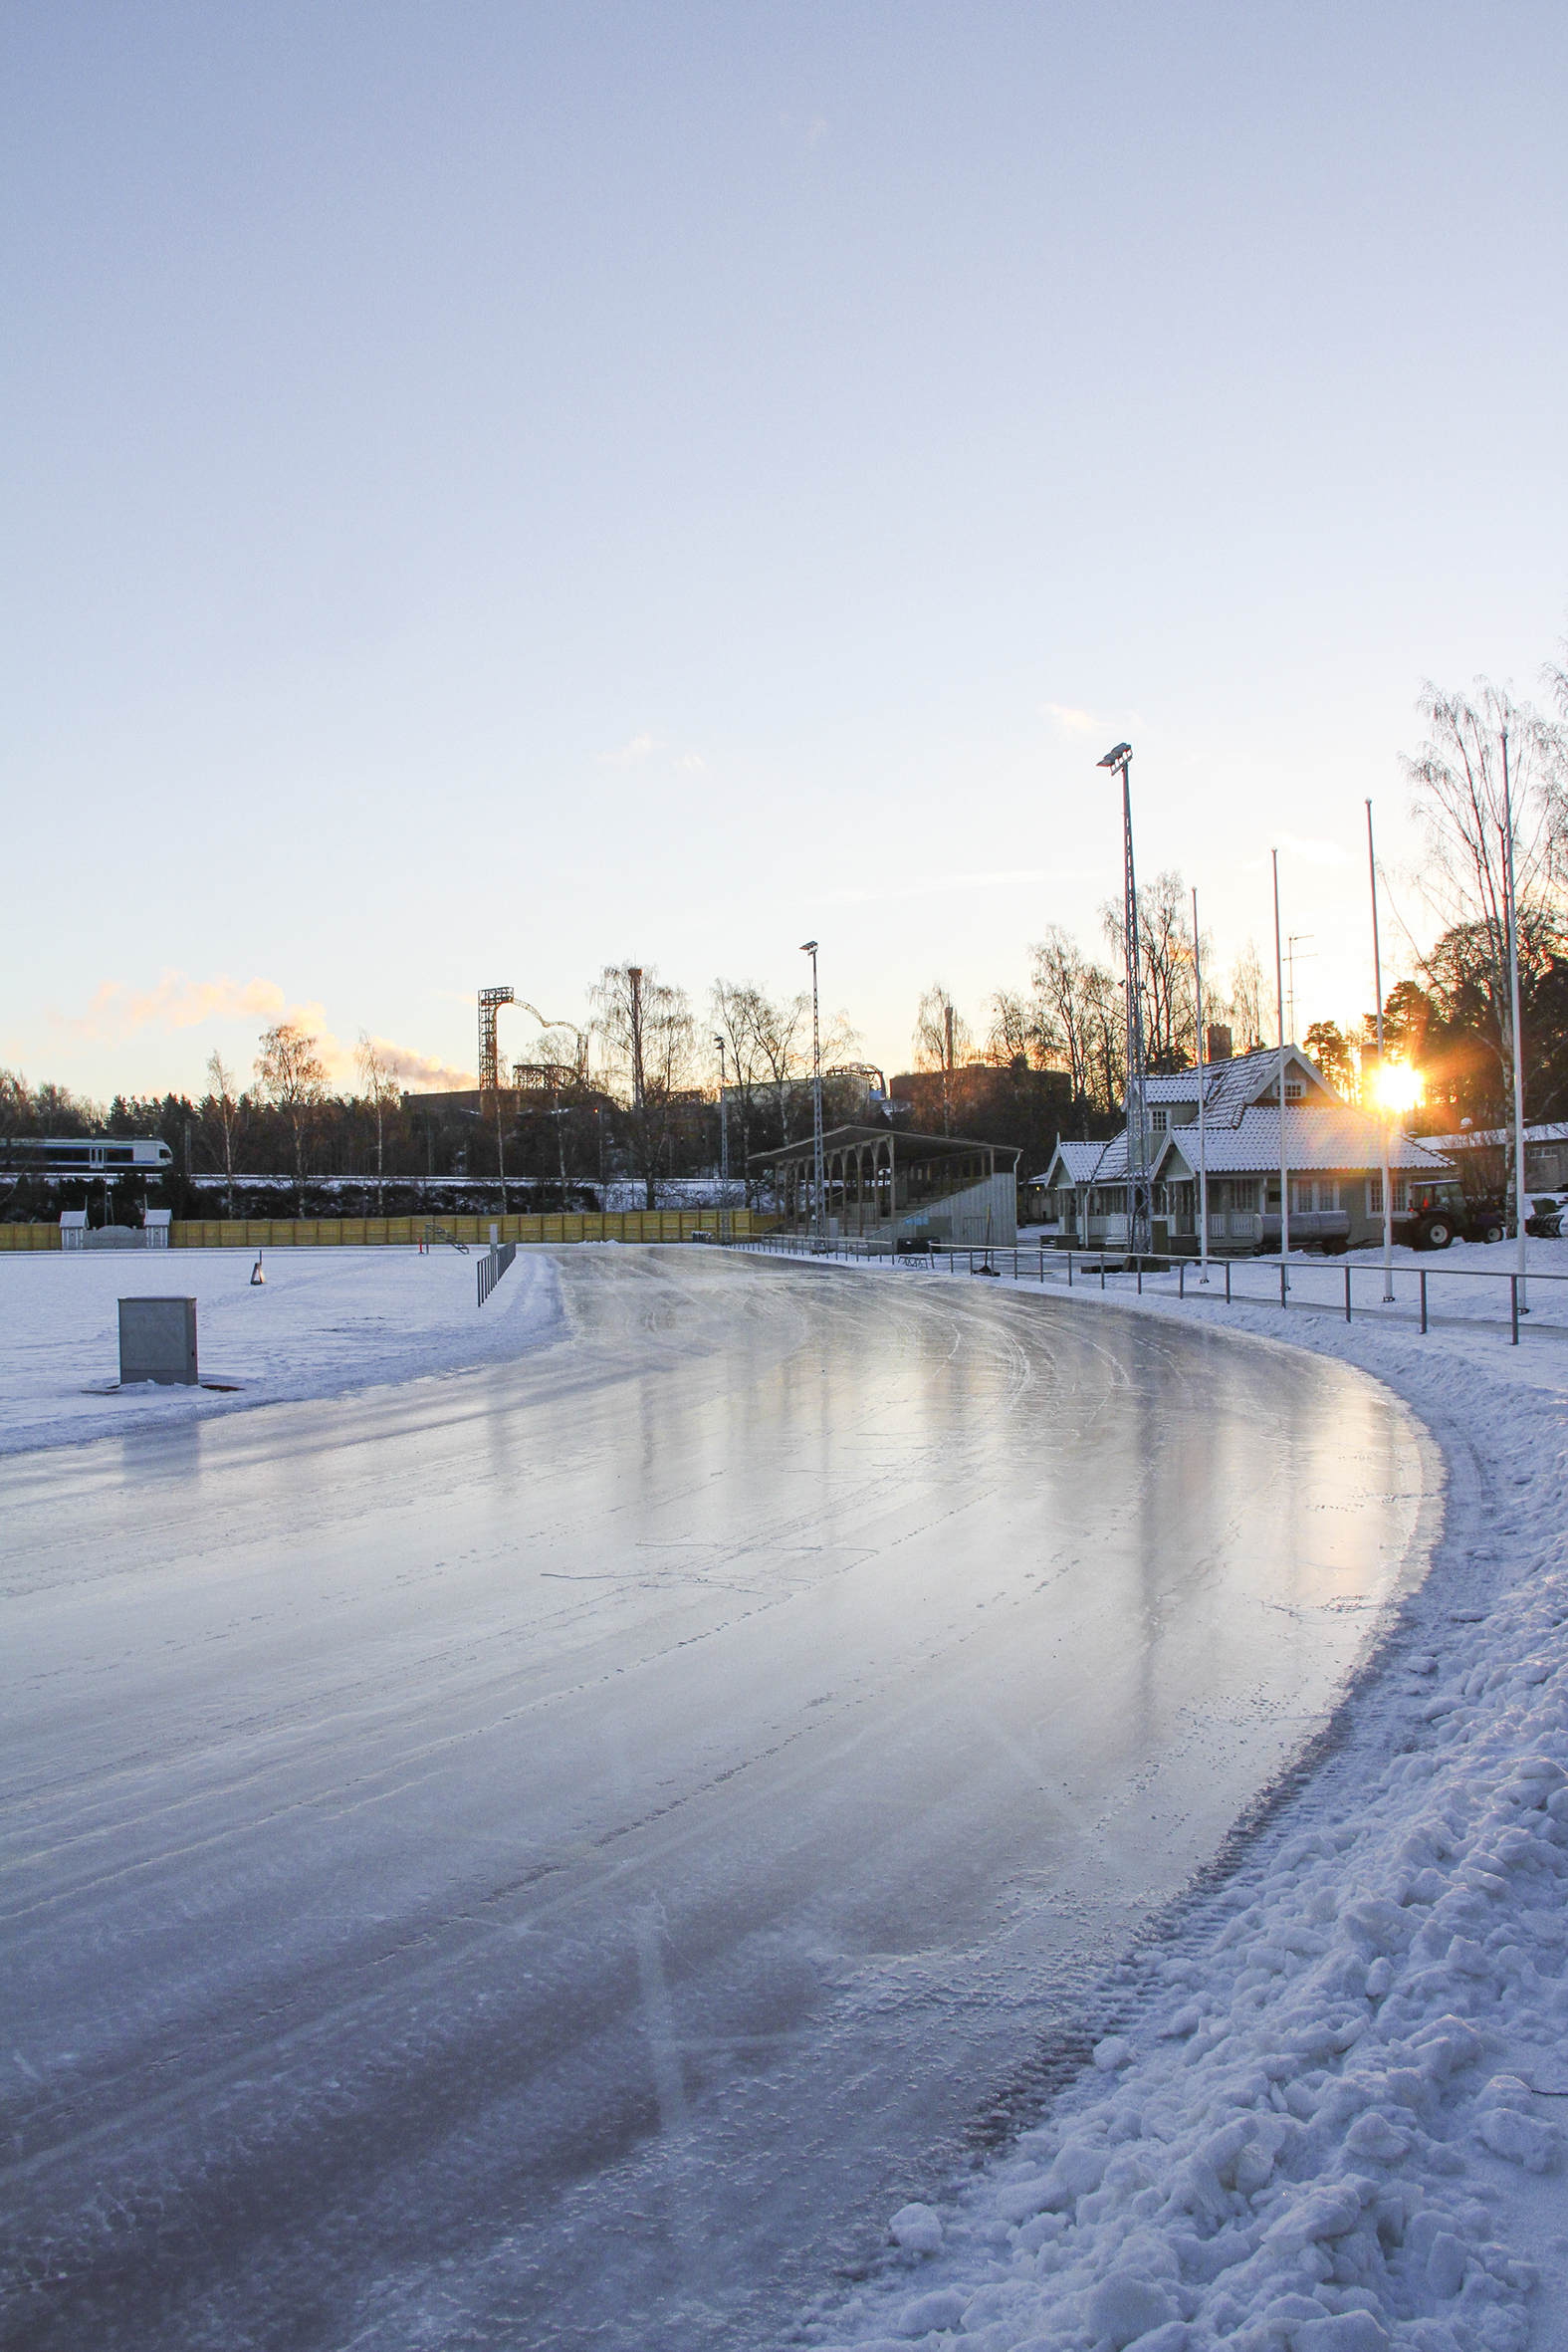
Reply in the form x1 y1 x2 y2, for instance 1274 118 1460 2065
1098 742 1152 1259
478 986 514 1091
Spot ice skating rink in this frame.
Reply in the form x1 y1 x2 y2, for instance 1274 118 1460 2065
0 1248 1432 2350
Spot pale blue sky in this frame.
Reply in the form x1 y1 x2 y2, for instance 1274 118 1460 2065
3 3 1564 1099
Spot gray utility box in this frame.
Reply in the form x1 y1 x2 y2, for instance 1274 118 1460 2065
118 1296 198 1386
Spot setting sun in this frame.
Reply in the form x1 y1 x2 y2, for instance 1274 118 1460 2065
1374 1059 1422 1114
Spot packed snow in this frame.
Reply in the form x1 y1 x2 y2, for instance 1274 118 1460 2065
0 1242 564 1456
781 1236 1568 2352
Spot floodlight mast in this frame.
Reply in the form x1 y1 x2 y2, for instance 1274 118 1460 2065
478 985 515 1092
800 941 824 1250
1098 743 1151 1259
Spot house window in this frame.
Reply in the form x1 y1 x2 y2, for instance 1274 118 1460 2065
1151 1108 1167 1133
1291 1179 1315 1216
1367 1176 1409 1216
1284 1080 1303 1102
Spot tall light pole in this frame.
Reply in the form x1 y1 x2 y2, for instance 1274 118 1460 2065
1098 743 1151 1259
713 1033 731 1244
800 941 824 1250
1366 801 1395 1302
1193 886 1210 1285
1273 848 1289 1283
1502 729 1529 1313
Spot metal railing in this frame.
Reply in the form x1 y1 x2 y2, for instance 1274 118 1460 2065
477 1240 517 1306
733 1235 1568 1344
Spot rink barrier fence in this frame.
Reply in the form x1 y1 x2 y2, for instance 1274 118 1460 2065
0 1209 778 1254
735 1234 1568 1345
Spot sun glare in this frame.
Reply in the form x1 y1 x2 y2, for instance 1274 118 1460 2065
1374 1060 1422 1115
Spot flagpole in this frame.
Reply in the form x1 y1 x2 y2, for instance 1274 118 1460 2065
1502 730 1529 1314
1193 886 1209 1285
1366 801 1394 1302
1273 849 1289 1286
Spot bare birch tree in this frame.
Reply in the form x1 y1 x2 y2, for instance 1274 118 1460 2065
749 988 808 1148
1028 928 1094 1107
709 982 776 1202
255 1022 328 1210
1230 941 1265 1052
913 983 973 1134
1085 964 1125 1115
205 1049 241 1218
353 1033 399 1213
1100 869 1198 1072
1403 677 1568 1191
591 964 697 1207
986 990 1036 1068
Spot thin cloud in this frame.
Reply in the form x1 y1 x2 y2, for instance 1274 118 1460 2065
1278 833 1349 869
53 970 287 1041
599 732 656 765
1044 702 1099 739
827 866 1095 906
599 730 708 776
804 115 827 145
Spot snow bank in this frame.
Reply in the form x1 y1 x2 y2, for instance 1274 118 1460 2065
0 1245 564 1456
798 1244 1568 2352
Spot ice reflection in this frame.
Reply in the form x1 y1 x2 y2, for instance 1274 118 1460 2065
0 1253 1429 2352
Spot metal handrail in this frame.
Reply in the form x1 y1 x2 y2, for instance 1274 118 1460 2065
730 1234 1567 1343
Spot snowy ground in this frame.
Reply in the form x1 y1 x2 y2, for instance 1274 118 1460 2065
0 1243 565 1456
775 1239 1568 2352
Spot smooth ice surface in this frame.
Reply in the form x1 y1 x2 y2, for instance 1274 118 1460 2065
798 1248 1568 2352
0 1250 1430 2349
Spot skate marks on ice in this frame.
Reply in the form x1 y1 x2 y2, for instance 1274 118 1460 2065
0 1250 1429 2348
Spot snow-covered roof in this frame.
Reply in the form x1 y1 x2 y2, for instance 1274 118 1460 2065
1033 1140 1115 1187
1154 1105 1454 1178
1423 1120 1568 1152
1145 1046 1337 1126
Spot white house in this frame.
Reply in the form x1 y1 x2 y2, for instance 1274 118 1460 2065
1035 1044 1456 1259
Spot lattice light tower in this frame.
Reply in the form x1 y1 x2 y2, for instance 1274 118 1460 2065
1098 742 1152 1259
478 985 515 1091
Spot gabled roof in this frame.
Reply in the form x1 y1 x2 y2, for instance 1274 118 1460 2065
1145 1045 1338 1126
1153 1105 1454 1178
1035 1139 1117 1187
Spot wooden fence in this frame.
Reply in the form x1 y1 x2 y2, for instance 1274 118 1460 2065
0 1209 776 1254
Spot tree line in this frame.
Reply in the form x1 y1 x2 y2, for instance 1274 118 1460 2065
6 648 1564 1219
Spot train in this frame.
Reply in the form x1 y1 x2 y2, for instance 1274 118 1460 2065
0 1135 174 1175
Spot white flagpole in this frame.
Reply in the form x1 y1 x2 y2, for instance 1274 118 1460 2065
1366 801 1394 1302
1193 886 1209 1284
1503 730 1529 1314
1273 849 1289 1285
